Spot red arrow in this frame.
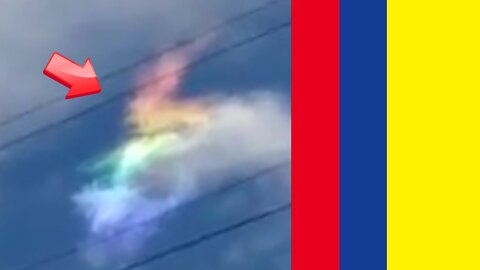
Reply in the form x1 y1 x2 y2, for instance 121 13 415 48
43 52 101 99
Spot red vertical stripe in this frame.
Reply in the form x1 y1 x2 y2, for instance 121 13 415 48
292 0 339 269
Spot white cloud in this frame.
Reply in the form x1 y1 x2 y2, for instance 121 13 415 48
168 92 291 186
74 91 291 267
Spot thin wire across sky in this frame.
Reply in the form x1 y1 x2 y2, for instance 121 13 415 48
14 161 291 270
118 202 291 270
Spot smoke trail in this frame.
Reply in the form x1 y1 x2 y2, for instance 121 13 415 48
73 46 291 267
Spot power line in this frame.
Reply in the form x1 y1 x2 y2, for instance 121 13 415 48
13 160 291 270
118 202 291 270
0 0 290 129
0 21 291 153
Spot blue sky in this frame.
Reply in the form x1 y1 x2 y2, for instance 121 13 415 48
0 1 291 269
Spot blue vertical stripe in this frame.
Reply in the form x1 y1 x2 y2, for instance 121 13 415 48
340 0 386 269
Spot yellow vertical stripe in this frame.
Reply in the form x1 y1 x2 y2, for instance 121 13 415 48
388 1 480 269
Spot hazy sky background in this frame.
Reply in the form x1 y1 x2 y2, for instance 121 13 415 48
0 0 291 269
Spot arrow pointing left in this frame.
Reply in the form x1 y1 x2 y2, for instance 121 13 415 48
43 52 101 99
